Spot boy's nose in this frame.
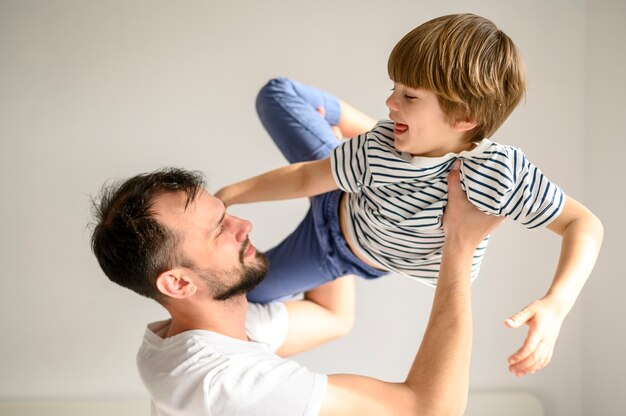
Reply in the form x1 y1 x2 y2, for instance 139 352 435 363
385 93 399 111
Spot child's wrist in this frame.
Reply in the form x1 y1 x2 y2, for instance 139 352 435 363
214 187 232 206
541 291 574 319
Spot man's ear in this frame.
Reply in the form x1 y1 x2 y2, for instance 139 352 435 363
156 269 197 299
453 116 478 132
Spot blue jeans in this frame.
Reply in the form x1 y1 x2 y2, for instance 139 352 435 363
247 78 386 303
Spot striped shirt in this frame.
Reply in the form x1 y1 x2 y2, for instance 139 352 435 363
330 120 565 286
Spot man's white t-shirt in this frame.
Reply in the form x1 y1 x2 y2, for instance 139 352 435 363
137 302 327 416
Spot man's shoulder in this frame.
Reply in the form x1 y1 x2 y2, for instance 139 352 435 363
136 302 288 378
246 302 289 350
137 321 327 416
136 320 286 394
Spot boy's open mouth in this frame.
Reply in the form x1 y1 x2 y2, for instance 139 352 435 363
394 122 409 135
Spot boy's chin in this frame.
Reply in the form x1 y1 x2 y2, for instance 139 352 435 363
394 137 417 154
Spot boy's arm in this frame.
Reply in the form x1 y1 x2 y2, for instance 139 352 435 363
505 195 603 376
215 157 337 207
335 99 377 138
216 98 375 207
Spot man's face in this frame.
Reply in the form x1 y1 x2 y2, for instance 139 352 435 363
152 189 268 301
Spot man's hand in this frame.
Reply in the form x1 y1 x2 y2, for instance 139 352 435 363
443 160 505 247
504 296 565 376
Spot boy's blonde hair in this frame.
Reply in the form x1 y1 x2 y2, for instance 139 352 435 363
388 13 525 141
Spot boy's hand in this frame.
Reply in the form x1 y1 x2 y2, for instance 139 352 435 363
214 188 224 200
214 187 229 206
504 297 566 376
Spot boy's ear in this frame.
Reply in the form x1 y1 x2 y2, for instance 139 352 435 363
453 117 478 132
156 269 197 299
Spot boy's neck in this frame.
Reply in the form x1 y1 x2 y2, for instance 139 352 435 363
411 139 480 158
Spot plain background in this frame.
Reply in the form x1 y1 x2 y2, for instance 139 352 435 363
0 0 624 415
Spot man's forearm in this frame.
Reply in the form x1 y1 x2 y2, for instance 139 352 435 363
320 162 502 416
405 243 474 415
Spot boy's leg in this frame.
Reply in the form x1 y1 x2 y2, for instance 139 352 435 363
255 77 341 163
247 78 342 303
246 207 330 302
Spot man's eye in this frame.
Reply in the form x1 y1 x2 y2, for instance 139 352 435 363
216 224 225 236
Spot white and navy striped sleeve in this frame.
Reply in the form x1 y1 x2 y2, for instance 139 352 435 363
461 145 565 229
330 131 370 193
330 120 398 193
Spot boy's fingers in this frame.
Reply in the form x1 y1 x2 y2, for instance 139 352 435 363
508 331 541 364
447 161 462 194
509 340 547 376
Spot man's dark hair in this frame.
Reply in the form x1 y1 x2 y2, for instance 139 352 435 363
90 168 205 301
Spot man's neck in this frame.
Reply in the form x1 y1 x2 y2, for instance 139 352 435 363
164 295 249 341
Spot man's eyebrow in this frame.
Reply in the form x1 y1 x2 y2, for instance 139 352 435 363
216 211 226 226
213 205 226 232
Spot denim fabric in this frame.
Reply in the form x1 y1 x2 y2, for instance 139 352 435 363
247 78 386 303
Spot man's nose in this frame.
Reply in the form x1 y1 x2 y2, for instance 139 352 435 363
232 216 253 241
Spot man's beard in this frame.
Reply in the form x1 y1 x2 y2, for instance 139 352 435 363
196 239 269 301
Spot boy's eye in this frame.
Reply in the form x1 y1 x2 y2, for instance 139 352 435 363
404 94 416 100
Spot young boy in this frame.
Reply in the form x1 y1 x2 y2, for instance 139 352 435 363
216 14 603 377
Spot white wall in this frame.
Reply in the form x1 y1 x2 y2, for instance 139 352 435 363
0 0 611 414
583 1 626 415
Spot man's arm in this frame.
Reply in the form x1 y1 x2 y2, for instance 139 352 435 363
315 162 504 416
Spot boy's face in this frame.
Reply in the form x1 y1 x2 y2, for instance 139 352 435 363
386 82 472 157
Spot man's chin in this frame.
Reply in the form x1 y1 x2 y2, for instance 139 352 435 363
214 252 269 301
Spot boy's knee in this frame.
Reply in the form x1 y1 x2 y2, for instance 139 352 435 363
256 77 294 107
256 77 296 120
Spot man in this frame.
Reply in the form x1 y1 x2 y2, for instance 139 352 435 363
90 161 503 415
